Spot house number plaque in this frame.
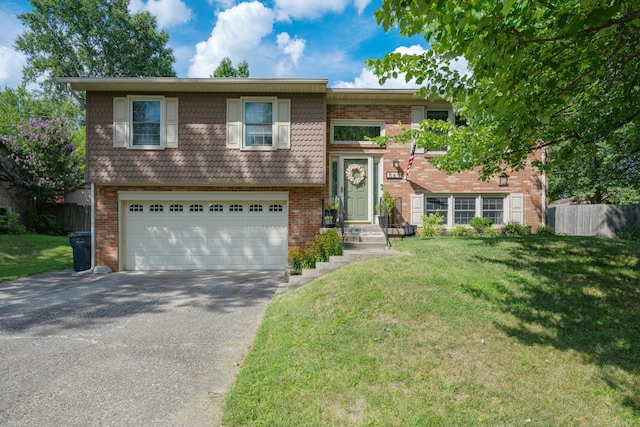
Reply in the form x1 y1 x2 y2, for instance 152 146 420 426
386 171 403 179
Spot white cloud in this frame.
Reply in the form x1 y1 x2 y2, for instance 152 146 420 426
208 0 236 7
0 9 26 89
0 46 26 89
353 0 372 14
332 66 421 89
188 1 274 78
129 0 192 28
275 60 291 77
276 33 305 65
274 0 368 21
333 45 469 89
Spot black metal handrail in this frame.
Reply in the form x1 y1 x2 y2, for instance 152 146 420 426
378 196 405 248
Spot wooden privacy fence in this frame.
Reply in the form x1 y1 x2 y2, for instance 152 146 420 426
55 203 91 232
549 203 640 238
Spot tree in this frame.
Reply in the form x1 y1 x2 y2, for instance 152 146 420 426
15 0 176 99
0 86 83 136
0 116 84 222
548 140 640 204
367 1 640 198
211 57 250 78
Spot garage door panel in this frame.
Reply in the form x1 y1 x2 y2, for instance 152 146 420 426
268 255 286 266
124 197 288 270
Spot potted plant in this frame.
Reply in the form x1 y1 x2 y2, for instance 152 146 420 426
377 190 395 227
324 196 339 227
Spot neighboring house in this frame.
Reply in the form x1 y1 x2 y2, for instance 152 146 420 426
61 78 544 272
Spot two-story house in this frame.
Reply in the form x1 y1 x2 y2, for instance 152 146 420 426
61 78 544 272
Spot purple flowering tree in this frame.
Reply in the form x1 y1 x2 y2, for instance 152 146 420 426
0 116 84 222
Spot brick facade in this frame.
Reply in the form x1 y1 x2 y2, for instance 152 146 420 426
326 103 544 228
94 185 323 271
76 79 545 271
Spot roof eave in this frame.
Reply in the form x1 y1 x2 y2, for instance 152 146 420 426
57 77 330 93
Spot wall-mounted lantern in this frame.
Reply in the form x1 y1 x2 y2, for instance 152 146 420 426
392 159 400 169
498 172 509 187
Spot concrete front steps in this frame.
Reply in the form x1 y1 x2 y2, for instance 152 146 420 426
276 224 407 295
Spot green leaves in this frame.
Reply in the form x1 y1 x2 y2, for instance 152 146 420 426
15 0 176 96
370 0 640 197
211 57 250 78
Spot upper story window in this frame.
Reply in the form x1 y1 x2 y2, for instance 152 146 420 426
113 96 178 150
132 100 161 146
226 97 291 151
426 110 452 152
245 102 273 147
331 121 384 144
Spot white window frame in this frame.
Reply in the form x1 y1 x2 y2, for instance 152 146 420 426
130 96 164 149
113 95 178 150
243 97 275 150
423 194 507 226
226 97 291 151
330 120 385 144
425 109 455 154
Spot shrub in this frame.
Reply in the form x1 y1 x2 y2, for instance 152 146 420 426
617 223 640 241
469 217 493 233
420 212 445 237
288 229 343 274
501 222 531 236
420 224 442 237
0 210 26 235
483 227 500 237
535 225 555 236
447 224 475 237
35 212 72 236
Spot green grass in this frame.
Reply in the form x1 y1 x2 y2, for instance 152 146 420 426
223 236 640 426
0 234 73 282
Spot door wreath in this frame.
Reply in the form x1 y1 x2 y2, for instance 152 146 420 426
345 163 366 186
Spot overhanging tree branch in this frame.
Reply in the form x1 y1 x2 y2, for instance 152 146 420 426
512 9 640 45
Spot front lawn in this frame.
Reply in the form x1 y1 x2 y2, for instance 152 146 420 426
0 234 73 283
223 236 640 426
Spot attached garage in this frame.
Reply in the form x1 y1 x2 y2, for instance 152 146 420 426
119 192 288 271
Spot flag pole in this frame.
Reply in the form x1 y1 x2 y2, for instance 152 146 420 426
405 142 416 180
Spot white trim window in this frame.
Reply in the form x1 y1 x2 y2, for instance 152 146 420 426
226 97 291 150
113 96 178 149
426 110 454 152
482 197 504 224
331 120 384 144
425 196 448 219
423 195 507 226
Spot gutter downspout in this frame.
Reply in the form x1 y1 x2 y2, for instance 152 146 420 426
541 147 547 226
91 182 95 269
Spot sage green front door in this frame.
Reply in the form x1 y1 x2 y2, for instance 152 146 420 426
344 158 369 221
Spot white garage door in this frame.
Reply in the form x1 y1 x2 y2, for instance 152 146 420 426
122 196 288 271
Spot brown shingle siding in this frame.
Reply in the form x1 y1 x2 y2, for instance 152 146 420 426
86 92 325 185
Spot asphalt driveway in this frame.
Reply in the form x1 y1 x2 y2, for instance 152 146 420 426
0 270 283 426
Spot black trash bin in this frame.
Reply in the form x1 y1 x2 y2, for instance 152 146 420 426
69 231 92 271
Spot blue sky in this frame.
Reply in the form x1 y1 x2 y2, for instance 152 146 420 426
0 0 433 90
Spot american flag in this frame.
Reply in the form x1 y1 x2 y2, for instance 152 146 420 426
405 143 416 180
